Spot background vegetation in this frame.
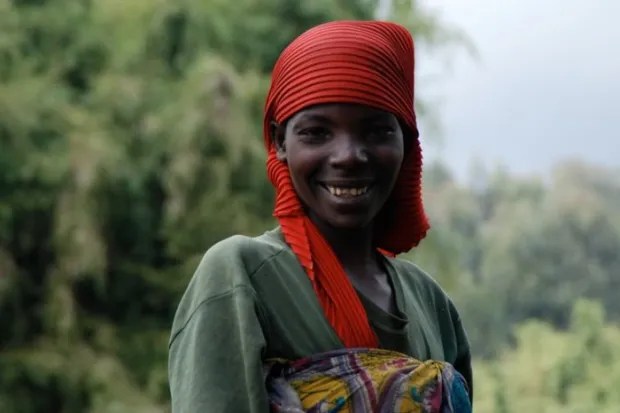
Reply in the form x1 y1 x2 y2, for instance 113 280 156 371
1 0 618 412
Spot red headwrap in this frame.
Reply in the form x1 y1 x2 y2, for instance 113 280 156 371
263 21 429 349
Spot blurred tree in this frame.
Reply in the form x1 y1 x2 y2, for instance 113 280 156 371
473 300 620 412
426 161 620 358
2 0 619 411
0 0 473 411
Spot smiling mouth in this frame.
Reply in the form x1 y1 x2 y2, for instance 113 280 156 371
320 184 371 198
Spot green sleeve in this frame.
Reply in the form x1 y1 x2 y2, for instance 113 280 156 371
168 237 270 413
451 305 474 404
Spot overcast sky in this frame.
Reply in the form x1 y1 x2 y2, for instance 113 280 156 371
417 0 619 179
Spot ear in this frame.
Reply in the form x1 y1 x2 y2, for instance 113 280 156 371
271 121 287 162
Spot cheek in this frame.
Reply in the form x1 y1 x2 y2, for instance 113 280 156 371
285 154 315 195
379 147 405 178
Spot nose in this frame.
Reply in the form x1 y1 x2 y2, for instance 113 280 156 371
328 135 368 168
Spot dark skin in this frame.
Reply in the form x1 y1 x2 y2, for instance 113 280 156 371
272 103 405 314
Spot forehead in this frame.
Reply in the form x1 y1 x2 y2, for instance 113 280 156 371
288 103 397 125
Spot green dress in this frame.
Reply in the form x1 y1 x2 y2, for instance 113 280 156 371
168 227 472 413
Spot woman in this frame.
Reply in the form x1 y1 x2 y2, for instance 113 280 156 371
168 20 473 412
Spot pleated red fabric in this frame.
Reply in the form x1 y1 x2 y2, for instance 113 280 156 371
263 21 430 349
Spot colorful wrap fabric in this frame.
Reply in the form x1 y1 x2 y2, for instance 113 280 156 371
264 349 472 413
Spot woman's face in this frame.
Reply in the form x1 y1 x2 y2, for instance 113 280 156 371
274 103 405 229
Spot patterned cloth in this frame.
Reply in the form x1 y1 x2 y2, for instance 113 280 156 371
264 348 471 413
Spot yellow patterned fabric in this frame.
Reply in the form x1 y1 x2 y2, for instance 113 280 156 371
264 348 471 412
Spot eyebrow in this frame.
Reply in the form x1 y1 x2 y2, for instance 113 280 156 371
363 113 392 123
295 112 391 125
295 114 334 124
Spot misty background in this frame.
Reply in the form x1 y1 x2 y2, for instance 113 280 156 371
421 0 618 178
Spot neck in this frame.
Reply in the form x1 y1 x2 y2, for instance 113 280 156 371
308 215 379 276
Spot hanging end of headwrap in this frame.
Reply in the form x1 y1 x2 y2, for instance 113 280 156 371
278 216 315 281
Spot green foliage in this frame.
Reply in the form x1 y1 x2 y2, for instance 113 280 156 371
0 0 474 411
474 300 620 412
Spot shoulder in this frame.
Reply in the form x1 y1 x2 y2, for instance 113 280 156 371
200 230 288 276
389 258 449 298
389 257 471 362
186 228 288 296
388 257 461 319
171 229 289 326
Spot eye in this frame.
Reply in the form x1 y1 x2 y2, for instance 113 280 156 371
297 126 331 143
367 124 396 141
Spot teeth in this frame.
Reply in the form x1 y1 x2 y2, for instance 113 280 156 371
325 185 369 197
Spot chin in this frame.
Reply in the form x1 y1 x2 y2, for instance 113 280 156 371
323 213 374 230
